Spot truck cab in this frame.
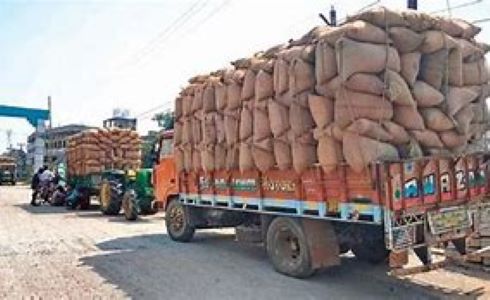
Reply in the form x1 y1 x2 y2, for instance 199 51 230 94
0 162 16 185
152 130 178 210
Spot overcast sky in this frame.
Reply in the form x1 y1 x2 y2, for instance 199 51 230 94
0 0 489 152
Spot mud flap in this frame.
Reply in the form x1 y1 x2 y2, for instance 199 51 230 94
302 219 340 269
452 238 467 255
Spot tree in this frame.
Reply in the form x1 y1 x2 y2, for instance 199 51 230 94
153 110 174 130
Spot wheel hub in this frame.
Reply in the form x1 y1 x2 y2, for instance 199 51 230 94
169 206 184 233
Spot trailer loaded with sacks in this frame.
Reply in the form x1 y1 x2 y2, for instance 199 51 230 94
152 7 490 277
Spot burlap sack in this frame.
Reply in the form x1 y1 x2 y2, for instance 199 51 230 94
191 86 204 113
183 146 192 172
315 76 342 98
224 109 240 146
215 113 225 144
308 94 334 129
214 143 226 171
344 20 389 44
420 31 456 54
241 70 256 100
441 19 481 39
191 116 202 145
420 108 455 131
202 113 217 145
344 73 384 96
439 130 468 148
412 81 444 107
346 118 393 142
335 88 393 128
388 27 424 53
273 58 289 95
457 38 485 62
384 69 416 107
471 103 484 123
252 139 275 173
315 40 337 85
347 7 407 28
174 121 183 146
227 83 242 110
448 47 463 86
446 86 479 116
239 107 253 140
253 104 272 141
192 148 202 172
175 97 183 120
400 52 421 87
401 10 435 32
268 99 290 137
182 118 193 145
291 133 317 174
336 37 400 80
419 49 449 90
273 135 292 171
393 105 426 130
239 141 254 172
454 105 474 135
215 84 227 111
318 135 343 174
290 102 315 136
226 144 239 170
463 60 487 85
255 70 274 101
289 58 315 95
182 95 193 117
201 145 215 172
410 130 444 148
343 132 399 173
383 121 410 145
203 85 216 113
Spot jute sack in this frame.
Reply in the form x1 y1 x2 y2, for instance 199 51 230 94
317 135 343 174
183 145 193 172
252 138 275 173
410 130 444 148
273 135 292 171
174 121 183 146
347 7 407 28
345 118 393 142
255 70 274 101
439 130 468 148
446 86 479 116
336 37 400 81
239 140 255 172
191 86 204 113
388 27 424 53
182 95 193 117
419 49 448 90
315 40 337 85
268 99 290 137
344 73 384 96
290 102 315 136
227 83 242 110
420 108 456 131
273 58 289 95
191 115 202 145
192 147 202 172
203 85 216 113
344 20 389 44
239 107 253 140
400 52 421 87
202 113 217 145
420 31 456 53
175 97 183 120
242 69 256 100
471 103 484 123
214 143 226 171
201 144 215 172
182 118 193 145
253 103 272 142
440 18 481 39
308 94 334 129
401 10 435 32
463 60 487 85
215 83 227 111
448 47 463 86
289 58 315 95
315 76 342 98
454 105 474 135
226 144 239 170
224 109 240 146
384 69 416 107
383 121 410 145
457 38 485 62
412 81 444 107
343 132 399 173
290 132 317 174
335 88 393 128
215 113 225 144
393 105 426 130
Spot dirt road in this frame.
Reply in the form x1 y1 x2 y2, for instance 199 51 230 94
0 185 489 299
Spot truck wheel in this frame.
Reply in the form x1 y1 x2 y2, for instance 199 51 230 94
122 190 139 221
99 180 121 215
165 199 195 242
351 226 389 264
79 190 90 210
266 217 315 278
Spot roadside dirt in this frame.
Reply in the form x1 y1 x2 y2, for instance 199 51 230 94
0 185 489 299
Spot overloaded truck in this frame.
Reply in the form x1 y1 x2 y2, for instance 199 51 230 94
66 128 154 220
0 156 16 185
152 7 490 278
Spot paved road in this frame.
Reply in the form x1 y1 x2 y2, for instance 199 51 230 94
0 185 488 299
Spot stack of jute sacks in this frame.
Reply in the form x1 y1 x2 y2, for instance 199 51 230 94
66 128 141 176
174 7 489 174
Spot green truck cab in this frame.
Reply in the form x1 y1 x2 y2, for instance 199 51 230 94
0 162 16 185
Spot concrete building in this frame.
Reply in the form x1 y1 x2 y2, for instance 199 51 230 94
27 124 93 167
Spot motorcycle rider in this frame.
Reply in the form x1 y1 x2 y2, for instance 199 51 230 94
30 166 46 206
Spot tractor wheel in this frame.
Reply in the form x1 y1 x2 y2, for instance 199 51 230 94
99 180 121 215
266 217 315 278
165 199 195 242
122 189 139 221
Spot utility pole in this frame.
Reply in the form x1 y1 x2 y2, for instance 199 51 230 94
6 129 12 150
48 96 52 129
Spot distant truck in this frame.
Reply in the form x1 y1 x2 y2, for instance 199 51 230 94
0 156 16 185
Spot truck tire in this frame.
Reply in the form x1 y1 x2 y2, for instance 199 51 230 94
99 180 121 215
266 217 315 278
122 189 139 221
165 199 195 242
351 226 389 264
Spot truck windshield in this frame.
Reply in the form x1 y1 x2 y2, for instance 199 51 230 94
159 138 173 158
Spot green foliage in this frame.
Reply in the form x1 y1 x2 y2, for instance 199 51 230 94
153 111 174 130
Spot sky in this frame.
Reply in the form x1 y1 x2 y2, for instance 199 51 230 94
0 0 489 152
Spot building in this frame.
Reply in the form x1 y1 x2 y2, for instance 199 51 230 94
103 116 137 130
27 124 93 167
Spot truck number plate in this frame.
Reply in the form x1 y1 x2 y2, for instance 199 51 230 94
427 206 472 235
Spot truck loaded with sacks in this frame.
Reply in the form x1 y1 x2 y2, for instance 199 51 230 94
156 7 490 277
